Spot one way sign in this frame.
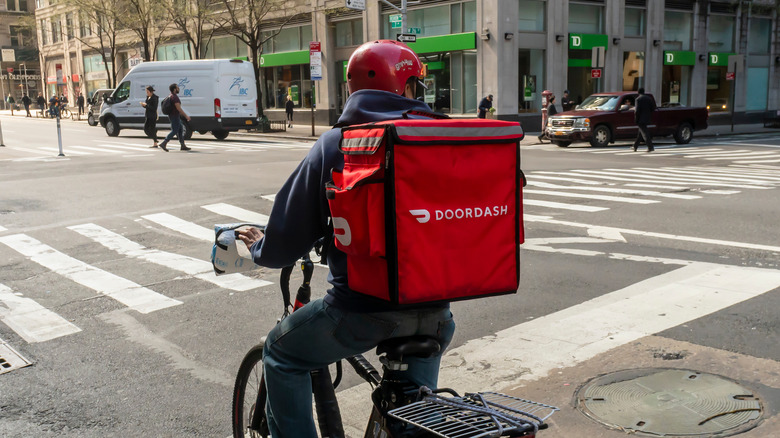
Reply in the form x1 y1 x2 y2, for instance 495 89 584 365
397 34 417 43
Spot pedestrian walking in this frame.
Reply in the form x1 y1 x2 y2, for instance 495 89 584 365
561 90 574 111
285 95 294 128
477 94 493 119
633 88 655 152
141 86 159 148
538 95 558 142
6 94 15 116
22 94 31 117
36 93 46 117
77 93 85 116
158 83 191 152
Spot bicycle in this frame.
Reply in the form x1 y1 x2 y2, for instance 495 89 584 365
231 242 557 438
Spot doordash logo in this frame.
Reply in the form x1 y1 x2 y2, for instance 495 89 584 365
410 205 508 224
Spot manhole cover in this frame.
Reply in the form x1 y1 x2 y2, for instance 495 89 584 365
0 340 32 375
575 369 762 436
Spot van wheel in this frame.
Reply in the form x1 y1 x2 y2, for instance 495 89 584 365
105 118 120 137
673 122 693 144
181 121 193 140
590 125 611 148
88 113 97 126
553 141 572 148
213 130 229 140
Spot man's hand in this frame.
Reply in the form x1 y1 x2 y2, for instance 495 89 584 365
237 227 264 251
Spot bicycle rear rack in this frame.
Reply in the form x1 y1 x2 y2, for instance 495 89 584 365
387 391 558 438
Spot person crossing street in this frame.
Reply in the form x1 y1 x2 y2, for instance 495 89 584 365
633 88 655 152
158 83 191 152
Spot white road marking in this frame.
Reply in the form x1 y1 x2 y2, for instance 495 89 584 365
37 147 92 155
121 154 155 158
679 149 751 156
625 183 691 190
69 145 124 154
566 169 771 190
96 143 148 151
523 189 659 204
526 181 700 199
523 199 608 212
0 225 6 232
669 167 780 180
141 213 214 241
633 167 780 184
202 203 270 225
0 283 82 343
704 152 780 160
68 223 271 292
735 158 780 164
261 194 276 202
525 174 604 185
340 262 780 435
0 234 182 314
714 142 780 148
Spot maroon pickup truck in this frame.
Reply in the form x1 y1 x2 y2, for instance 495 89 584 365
545 92 708 147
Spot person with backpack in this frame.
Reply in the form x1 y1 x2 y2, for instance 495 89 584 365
236 40 455 438
22 94 32 117
36 93 46 116
6 94 15 116
158 83 191 152
141 86 159 148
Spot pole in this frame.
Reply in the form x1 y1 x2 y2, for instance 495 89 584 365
22 64 28 97
0 119 5 147
730 77 735 133
0 64 6 110
56 112 64 156
311 82 315 137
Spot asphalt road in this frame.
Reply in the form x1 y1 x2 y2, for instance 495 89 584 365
1 115 779 437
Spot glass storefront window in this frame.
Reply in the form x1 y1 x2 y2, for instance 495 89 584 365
518 49 544 112
335 19 363 47
158 42 191 61
274 27 301 53
518 0 545 32
419 54 451 112
624 8 645 37
708 15 734 52
569 3 603 34
663 11 692 50
746 67 768 111
622 51 644 91
662 66 690 107
705 67 729 112
463 1 476 32
383 1 475 39
261 65 312 110
748 18 771 54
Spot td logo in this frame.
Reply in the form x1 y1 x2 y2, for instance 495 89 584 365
666 53 675 64
710 54 719 64
570 35 582 47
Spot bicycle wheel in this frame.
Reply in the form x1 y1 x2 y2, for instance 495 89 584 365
232 344 269 438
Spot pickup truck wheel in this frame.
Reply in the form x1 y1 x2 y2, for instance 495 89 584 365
553 141 572 148
590 125 611 148
104 117 120 137
674 122 693 144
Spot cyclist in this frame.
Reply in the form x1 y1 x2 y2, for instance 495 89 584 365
237 40 456 438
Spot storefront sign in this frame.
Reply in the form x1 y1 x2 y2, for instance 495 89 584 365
85 70 108 81
405 32 476 55
260 50 309 68
71 74 80 82
46 75 57 84
310 42 322 81
569 33 608 50
708 52 735 67
390 14 402 29
663 51 696 66
1 49 15 62
8 73 41 80
726 71 735 81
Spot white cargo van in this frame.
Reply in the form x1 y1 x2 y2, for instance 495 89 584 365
99 59 258 140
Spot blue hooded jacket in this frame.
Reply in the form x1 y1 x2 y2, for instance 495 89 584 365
250 89 444 312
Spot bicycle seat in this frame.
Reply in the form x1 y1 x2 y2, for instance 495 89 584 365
377 336 440 360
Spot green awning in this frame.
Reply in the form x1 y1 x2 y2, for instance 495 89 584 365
708 52 735 66
260 50 309 68
664 51 696 66
569 33 608 50
406 32 476 54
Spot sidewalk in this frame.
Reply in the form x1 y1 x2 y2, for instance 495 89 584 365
1 109 773 146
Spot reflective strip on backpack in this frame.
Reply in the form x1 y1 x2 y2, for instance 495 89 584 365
394 124 524 141
341 128 386 154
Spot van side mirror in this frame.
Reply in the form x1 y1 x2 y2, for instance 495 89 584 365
105 97 113 104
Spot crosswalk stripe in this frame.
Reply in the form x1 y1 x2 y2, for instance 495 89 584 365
703 152 780 160
0 283 81 343
202 203 269 225
68 223 271 292
523 199 608 212
37 147 91 155
566 169 771 190
175 142 218 149
96 143 148 151
625 183 691 190
523 189 659 204
634 167 780 184
526 174 603 185
0 234 182 314
261 194 276 202
535 171 694 188
692 167 780 180
525 181 701 199
603 167 776 186
678 149 751 156
141 213 214 241
735 158 780 164
0 225 6 232
69 145 124 154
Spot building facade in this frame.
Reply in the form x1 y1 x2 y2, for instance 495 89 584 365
1 0 40 105
34 0 779 127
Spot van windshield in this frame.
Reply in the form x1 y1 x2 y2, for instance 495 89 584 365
578 95 621 111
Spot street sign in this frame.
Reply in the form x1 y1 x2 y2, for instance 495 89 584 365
591 69 602 79
397 34 417 43
726 71 735 81
1 49 15 63
345 0 365 11
406 27 421 34
309 41 322 81
591 46 605 68
390 14 402 29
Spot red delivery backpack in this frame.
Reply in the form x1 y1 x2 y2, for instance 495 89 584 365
326 116 525 305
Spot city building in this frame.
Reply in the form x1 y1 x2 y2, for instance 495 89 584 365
33 0 779 128
1 0 40 105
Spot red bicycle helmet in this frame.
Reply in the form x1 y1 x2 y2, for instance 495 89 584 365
347 40 423 95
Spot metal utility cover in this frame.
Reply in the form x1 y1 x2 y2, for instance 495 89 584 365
0 340 32 375
576 369 762 436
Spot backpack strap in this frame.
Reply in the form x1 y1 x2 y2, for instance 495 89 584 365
401 109 450 120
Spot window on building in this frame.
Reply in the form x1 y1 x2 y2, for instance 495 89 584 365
40 20 48 45
663 10 692 50
259 25 313 53
80 14 92 37
36 0 45 8
518 0 545 32
383 1 475 39
261 64 312 110
9 26 30 47
66 13 74 40
748 18 771 54
569 3 604 34
622 51 644 91
335 19 363 47
708 15 734 52
158 42 192 61
518 49 545 112
51 18 61 43
624 7 645 36
6 0 28 11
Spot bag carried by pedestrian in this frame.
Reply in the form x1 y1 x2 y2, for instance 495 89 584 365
160 95 172 116
326 114 526 305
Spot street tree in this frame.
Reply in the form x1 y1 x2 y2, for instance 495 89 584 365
63 0 125 88
120 0 169 62
211 0 305 120
163 0 215 60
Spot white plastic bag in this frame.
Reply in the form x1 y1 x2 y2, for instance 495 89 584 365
211 223 264 275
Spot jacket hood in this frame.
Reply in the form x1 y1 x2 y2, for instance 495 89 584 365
337 89 434 126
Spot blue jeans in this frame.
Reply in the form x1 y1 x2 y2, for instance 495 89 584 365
262 298 455 438
162 115 184 146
